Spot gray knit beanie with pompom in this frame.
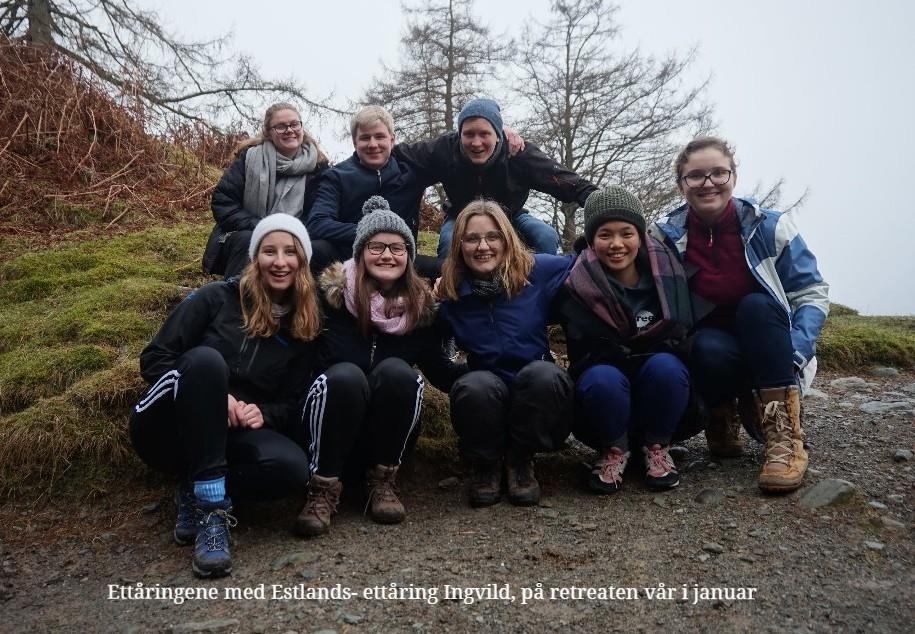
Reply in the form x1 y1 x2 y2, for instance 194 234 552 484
352 195 417 260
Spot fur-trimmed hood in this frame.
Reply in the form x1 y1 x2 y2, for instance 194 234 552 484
318 261 437 327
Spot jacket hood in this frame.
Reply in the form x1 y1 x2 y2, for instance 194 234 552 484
318 261 437 326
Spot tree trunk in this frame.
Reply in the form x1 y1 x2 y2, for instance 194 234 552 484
26 0 53 45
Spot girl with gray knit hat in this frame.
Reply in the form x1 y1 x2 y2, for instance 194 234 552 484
295 197 460 537
204 102 329 278
555 185 695 494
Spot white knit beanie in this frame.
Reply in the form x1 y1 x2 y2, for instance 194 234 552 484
248 214 313 262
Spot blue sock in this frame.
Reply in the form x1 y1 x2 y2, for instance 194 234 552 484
194 476 226 504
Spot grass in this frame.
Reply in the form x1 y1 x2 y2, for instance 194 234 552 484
0 228 911 498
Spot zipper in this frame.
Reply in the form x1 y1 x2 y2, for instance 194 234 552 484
707 227 714 248
370 334 377 367
377 169 382 189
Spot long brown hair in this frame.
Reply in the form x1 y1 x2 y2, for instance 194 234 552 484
235 102 330 165
239 235 321 341
439 199 534 301
353 246 432 337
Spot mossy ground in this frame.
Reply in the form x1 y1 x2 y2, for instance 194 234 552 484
0 234 910 498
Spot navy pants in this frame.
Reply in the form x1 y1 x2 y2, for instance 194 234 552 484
301 358 425 478
129 346 309 501
690 292 796 407
449 361 574 461
573 353 690 450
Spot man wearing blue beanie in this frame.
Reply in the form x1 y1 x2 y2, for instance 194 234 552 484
395 97 597 257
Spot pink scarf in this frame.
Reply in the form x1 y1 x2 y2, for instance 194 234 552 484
342 259 411 335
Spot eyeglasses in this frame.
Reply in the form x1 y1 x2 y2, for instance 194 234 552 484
681 168 732 188
461 231 504 246
270 121 302 134
365 241 408 256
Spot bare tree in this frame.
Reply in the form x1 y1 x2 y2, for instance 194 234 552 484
362 0 510 143
744 178 809 212
0 0 343 128
515 0 713 246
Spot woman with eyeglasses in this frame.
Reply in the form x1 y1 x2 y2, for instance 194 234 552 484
650 136 829 493
437 200 575 508
295 197 459 537
131 215 321 579
204 102 330 278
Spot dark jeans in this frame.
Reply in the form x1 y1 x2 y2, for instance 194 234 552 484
310 239 442 280
129 346 309 501
449 360 574 462
573 353 690 450
690 292 796 407
301 358 425 477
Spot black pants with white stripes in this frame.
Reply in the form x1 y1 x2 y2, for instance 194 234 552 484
449 360 574 462
129 346 309 500
301 358 425 478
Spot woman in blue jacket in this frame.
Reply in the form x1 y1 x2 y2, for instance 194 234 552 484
131 215 321 579
296 197 458 537
437 200 574 508
203 102 329 277
650 136 829 492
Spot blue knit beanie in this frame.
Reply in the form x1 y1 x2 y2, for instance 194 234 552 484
457 98 503 138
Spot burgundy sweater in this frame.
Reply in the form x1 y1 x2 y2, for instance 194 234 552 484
685 200 761 329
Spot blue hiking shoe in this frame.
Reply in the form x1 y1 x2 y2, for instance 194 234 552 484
192 497 236 578
173 483 199 546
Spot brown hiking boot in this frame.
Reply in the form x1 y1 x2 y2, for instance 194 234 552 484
294 474 341 537
757 386 808 492
468 459 501 508
366 464 405 524
706 399 743 457
506 453 540 506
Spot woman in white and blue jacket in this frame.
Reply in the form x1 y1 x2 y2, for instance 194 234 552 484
650 137 829 493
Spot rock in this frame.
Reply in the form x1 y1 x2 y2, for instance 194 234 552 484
652 496 668 508
887 494 904 503
437 476 460 489
863 541 885 551
698 554 710 563
342 614 361 625
702 542 725 554
860 401 913 414
804 388 829 400
695 489 725 505
169 619 240 633
312 630 338 634
739 554 756 563
141 502 160 514
798 479 856 509
706 461 720 470
807 468 822 476
668 446 691 461
901 382 915 395
838 402 853 408
537 508 559 519
893 449 913 462
869 367 900 377
881 517 905 530
272 551 319 572
867 500 888 510
299 568 316 580
829 377 870 390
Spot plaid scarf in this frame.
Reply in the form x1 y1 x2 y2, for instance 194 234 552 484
564 236 693 343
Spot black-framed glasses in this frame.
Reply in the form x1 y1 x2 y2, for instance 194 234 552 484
270 121 302 134
365 240 408 256
461 231 504 246
681 168 732 188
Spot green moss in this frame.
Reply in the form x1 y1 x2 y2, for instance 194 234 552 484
417 230 438 257
818 315 915 371
828 303 859 317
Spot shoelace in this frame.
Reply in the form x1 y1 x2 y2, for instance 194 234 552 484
364 475 399 514
763 401 794 466
595 452 627 484
306 482 340 516
202 509 237 551
645 447 674 476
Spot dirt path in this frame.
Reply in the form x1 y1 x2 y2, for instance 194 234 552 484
2 371 913 633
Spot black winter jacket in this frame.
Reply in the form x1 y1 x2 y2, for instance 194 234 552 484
306 152 430 247
316 263 463 392
393 134 597 218
210 148 328 233
139 280 318 434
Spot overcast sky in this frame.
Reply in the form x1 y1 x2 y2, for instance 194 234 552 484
144 0 915 315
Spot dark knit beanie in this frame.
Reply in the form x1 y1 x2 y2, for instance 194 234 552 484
352 196 416 261
457 98 504 138
583 186 646 244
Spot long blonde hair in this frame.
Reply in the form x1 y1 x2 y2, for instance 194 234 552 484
439 199 534 301
235 102 330 165
239 236 321 341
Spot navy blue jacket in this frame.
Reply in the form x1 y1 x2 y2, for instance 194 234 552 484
438 254 574 383
306 152 431 247
394 135 596 219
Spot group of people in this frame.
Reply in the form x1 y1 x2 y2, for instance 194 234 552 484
132 99 829 579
